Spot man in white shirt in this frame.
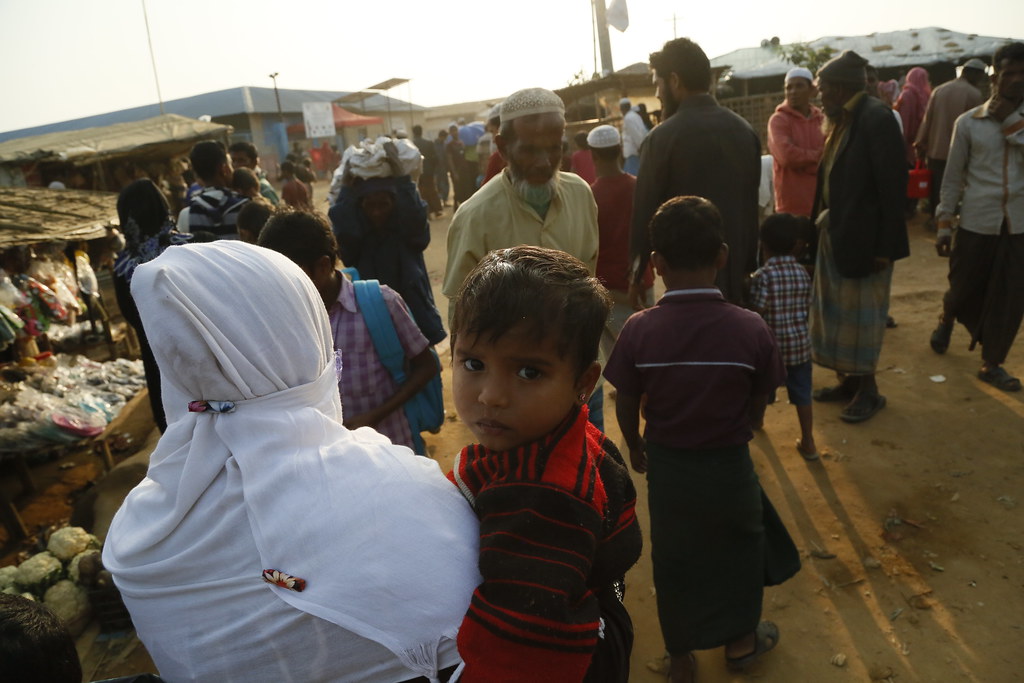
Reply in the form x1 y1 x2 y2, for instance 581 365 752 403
930 42 1024 392
619 97 648 175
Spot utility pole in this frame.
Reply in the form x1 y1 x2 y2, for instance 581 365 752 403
592 0 614 77
269 72 284 123
140 0 164 114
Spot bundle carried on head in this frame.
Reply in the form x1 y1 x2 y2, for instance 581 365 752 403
342 136 422 179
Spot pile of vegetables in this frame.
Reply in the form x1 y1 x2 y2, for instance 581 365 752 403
0 525 106 636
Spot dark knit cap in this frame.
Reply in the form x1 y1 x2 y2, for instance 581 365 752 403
817 50 869 85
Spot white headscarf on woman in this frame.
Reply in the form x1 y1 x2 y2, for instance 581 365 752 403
103 241 480 682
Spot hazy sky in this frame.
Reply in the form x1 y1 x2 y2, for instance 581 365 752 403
1 0 1021 134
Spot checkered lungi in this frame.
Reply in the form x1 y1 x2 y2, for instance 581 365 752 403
810 228 893 374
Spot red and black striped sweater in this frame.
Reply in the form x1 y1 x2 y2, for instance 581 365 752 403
448 406 642 682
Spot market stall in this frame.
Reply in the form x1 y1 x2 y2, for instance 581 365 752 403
1 187 148 540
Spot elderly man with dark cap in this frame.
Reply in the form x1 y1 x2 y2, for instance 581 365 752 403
443 87 599 304
810 50 909 423
913 58 988 229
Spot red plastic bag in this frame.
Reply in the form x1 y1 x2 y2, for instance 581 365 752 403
907 160 931 199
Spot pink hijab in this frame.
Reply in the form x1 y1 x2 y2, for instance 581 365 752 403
895 67 932 162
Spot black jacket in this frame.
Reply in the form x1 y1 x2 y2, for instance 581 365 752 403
813 95 910 278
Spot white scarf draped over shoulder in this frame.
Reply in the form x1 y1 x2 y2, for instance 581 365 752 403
102 241 480 681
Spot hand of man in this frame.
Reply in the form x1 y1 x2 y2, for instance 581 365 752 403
383 141 403 176
935 220 953 257
913 143 927 161
628 282 649 311
628 441 647 474
872 256 892 272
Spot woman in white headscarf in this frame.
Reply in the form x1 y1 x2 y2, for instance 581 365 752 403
102 241 481 682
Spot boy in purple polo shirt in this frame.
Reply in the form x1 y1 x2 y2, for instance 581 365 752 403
750 213 817 460
605 196 795 683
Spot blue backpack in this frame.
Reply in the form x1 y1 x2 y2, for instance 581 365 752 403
344 269 444 455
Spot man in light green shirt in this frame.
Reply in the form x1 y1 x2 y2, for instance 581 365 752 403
443 88 599 305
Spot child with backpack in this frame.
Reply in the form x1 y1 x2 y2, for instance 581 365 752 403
258 209 437 453
447 245 642 682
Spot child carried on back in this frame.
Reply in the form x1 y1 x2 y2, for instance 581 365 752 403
447 245 642 682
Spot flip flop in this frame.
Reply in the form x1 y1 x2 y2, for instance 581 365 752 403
725 620 780 671
978 366 1022 392
796 438 819 461
840 393 887 423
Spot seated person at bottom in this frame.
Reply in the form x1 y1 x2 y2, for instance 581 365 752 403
0 594 83 683
259 209 437 452
605 196 798 683
447 245 642 682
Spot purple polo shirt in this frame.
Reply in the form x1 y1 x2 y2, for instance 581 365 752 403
604 288 784 450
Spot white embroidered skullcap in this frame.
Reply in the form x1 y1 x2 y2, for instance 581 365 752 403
586 125 621 149
962 58 987 72
500 88 565 123
785 67 814 83
619 97 631 106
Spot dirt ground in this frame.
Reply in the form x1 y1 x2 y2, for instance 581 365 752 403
3 192 1022 681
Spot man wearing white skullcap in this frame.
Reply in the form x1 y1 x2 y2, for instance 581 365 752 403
444 86 598 307
587 125 655 361
618 97 648 174
767 66 825 216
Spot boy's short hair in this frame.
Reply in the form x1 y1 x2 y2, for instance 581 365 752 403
0 593 83 683
760 213 810 256
228 141 258 162
649 195 724 271
189 140 228 183
238 200 274 239
452 245 611 376
257 208 337 270
232 167 260 195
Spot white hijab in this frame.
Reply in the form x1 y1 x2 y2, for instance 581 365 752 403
103 241 480 679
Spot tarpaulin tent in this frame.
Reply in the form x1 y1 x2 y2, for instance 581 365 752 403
0 114 232 166
0 187 117 247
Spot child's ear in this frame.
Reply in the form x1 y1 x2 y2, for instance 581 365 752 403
714 243 730 271
576 361 602 402
651 251 667 276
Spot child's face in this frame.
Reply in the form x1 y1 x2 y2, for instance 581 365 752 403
453 322 593 452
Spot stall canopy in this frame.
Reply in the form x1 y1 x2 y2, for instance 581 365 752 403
286 104 384 135
0 114 232 166
0 187 117 247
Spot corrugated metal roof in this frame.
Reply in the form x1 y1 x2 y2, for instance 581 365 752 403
711 27 1018 80
0 87 425 143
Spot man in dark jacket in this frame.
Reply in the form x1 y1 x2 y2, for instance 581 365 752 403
629 37 761 306
810 50 909 423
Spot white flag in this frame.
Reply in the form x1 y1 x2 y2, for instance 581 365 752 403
607 0 628 32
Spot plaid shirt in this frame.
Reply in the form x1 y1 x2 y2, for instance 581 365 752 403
750 255 811 365
329 274 429 449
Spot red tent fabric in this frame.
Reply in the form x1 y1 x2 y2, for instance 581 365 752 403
286 104 384 135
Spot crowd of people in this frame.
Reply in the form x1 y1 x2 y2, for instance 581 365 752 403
5 33 1022 683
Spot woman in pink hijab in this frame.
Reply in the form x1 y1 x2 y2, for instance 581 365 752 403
895 67 932 164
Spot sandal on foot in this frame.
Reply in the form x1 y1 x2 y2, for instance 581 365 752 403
840 393 887 423
726 620 779 671
930 321 953 354
796 438 819 461
978 366 1022 392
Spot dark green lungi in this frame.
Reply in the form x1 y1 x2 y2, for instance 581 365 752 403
646 442 799 653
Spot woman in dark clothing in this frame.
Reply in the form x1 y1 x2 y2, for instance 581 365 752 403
112 179 191 432
328 145 446 345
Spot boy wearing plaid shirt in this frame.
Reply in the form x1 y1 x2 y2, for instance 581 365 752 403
750 213 818 459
